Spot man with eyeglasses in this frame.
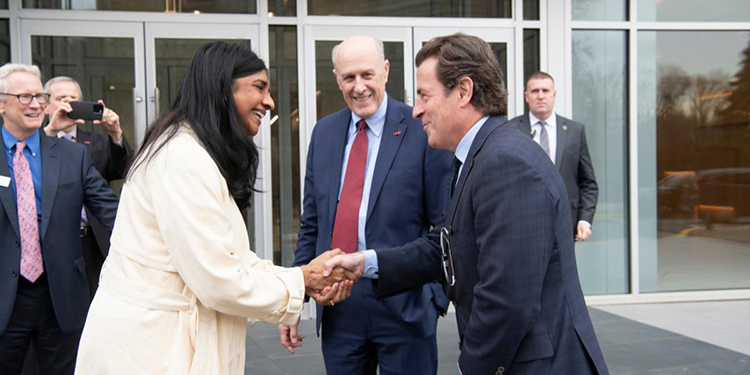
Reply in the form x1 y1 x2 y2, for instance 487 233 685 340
0 63 118 375
42 76 133 300
325 34 609 375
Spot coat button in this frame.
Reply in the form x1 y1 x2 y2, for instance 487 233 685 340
11 271 17 277
15 241 20 247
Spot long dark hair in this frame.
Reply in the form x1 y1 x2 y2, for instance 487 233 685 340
128 41 266 210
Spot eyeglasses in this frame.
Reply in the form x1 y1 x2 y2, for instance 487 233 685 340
440 227 456 287
0 93 51 105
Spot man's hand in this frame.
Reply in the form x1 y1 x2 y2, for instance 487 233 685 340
279 318 305 354
44 100 83 136
323 252 365 279
300 249 356 292
575 221 592 242
93 100 122 142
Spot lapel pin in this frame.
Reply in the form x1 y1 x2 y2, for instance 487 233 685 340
562 125 568 131
393 130 402 136
84 141 91 145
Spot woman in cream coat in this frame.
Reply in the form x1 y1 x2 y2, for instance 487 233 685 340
75 42 353 375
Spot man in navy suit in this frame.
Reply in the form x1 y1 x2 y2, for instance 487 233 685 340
279 36 451 374
326 33 609 375
0 63 118 375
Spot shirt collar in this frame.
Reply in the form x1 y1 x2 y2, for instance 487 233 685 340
454 116 490 165
350 94 388 138
529 112 557 129
57 126 77 140
2 124 41 156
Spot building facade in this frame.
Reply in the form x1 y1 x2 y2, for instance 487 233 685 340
1 0 749 306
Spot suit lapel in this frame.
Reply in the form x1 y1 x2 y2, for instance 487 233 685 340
40 134 61 241
327 110 352 222
555 114 568 171
366 99 406 220
519 113 533 138
0 133 20 238
444 116 505 227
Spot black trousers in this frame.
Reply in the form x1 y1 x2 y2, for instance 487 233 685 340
80 229 104 300
0 274 82 375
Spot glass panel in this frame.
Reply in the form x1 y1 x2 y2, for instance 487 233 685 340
24 0 256 14
523 29 540 113
523 0 539 20
269 26 300 266
154 39 252 119
571 30 629 295
572 0 627 21
0 0 7 9
308 0 511 18
268 0 296 17
0 19 9 64
639 0 750 22
315 40 404 121
639 31 750 292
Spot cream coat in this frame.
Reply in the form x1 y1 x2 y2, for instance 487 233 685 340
75 126 305 375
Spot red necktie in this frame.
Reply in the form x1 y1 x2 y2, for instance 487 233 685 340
15 142 44 282
331 120 368 254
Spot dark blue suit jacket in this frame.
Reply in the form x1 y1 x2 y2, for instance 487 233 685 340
0 131 118 334
374 117 609 375
294 97 451 337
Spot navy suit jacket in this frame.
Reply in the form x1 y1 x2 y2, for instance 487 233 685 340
373 117 609 375
0 131 118 334
294 97 452 337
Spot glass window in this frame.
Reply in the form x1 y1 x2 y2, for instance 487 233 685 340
571 30 629 295
523 0 539 20
0 1 7 9
32 36 136 193
523 29 540 113
0 19 9 64
572 0 628 21
269 26 300 266
268 0 296 17
308 0 511 18
639 0 750 22
23 0 256 14
638 31 750 292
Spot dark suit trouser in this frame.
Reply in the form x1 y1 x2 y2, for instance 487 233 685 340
0 274 82 375
80 229 103 300
321 279 438 375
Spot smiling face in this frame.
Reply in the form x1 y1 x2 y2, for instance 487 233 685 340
232 70 275 136
333 37 390 119
0 71 46 140
525 77 556 121
412 57 463 152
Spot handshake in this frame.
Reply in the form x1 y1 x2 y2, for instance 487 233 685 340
281 250 366 353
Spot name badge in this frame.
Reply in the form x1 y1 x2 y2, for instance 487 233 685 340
0 175 9 188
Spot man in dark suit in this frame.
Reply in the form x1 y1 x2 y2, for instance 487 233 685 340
42 76 132 298
326 34 609 375
0 63 118 374
279 36 451 374
509 72 598 242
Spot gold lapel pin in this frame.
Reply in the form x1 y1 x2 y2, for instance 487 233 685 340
562 125 568 131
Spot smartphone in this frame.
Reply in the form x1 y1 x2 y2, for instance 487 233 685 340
68 101 104 121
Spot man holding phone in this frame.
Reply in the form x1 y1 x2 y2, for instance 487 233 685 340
42 77 132 299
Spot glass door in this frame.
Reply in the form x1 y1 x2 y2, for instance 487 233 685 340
20 19 146 149
413 27 517 118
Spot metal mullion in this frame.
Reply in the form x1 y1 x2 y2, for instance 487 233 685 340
628 0 639 297
302 15 516 28
16 8 262 24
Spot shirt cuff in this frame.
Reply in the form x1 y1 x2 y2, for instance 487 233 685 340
274 267 305 325
362 249 379 279
112 136 124 147
578 220 592 228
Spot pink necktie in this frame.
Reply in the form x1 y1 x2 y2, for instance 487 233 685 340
331 120 368 254
15 142 44 282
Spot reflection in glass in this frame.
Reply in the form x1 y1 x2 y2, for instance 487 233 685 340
155 39 251 118
571 30 629 295
523 0 539 20
268 0 296 17
269 26 300 266
23 0 256 13
315 40 404 121
308 0 511 18
639 31 750 292
0 19 9 64
572 0 627 21
639 0 750 22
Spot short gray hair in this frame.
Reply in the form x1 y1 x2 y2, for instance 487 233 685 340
44 76 83 97
0 63 42 96
331 36 385 70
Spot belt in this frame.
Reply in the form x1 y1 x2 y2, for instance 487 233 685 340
80 226 92 238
